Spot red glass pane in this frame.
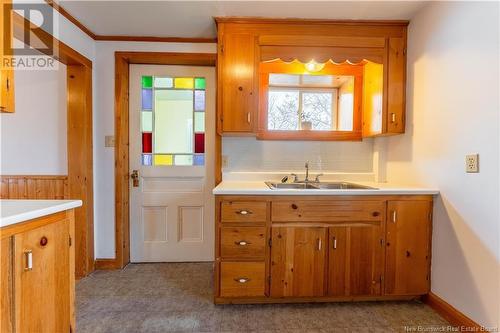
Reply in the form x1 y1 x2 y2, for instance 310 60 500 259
194 133 204 153
142 132 152 153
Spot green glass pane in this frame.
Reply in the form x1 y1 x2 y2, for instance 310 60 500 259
154 90 194 154
194 78 206 89
142 76 152 88
141 111 152 132
194 112 205 133
154 77 173 88
174 155 193 166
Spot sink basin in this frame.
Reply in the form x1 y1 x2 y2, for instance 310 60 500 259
265 181 376 190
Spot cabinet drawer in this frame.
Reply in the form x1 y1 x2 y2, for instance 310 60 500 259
220 227 266 258
272 200 384 222
221 201 267 223
220 262 266 297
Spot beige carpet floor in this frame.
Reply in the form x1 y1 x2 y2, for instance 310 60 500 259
76 263 449 333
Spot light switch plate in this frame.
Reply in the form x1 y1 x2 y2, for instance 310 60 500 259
105 135 115 147
465 154 479 173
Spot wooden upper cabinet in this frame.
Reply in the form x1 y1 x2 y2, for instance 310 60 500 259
270 226 327 297
218 32 256 133
1 0 15 113
328 223 385 297
385 200 432 295
215 18 408 139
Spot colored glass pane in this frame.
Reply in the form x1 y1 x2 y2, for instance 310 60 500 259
194 112 205 133
174 77 194 89
141 111 152 132
142 89 153 110
193 154 204 166
194 90 205 111
174 155 193 166
142 154 152 166
194 78 206 89
154 154 173 166
194 133 204 153
142 76 152 88
154 77 173 88
142 132 152 153
154 90 193 154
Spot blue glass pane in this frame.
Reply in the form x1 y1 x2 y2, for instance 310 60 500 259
194 90 205 111
193 154 204 166
142 89 153 110
142 154 152 166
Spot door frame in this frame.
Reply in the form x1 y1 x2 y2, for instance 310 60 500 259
10 13 94 278
100 52 217 269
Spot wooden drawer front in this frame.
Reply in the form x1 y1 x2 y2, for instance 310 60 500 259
272 201 384 222
220 227 266 258
220 262 266 297
221 201 267 223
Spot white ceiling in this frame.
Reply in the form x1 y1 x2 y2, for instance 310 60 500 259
59 1 427 38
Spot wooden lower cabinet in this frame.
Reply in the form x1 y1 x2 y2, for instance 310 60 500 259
270 227 327 297
0 211 75 333
215 195 433 304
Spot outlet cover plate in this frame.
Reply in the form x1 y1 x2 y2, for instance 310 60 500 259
105 135 115 147
465 154 479 173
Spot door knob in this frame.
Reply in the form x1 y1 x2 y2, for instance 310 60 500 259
131 170 139 187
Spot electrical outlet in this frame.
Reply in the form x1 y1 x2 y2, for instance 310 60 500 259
465 154 479 173
105 135 115 147
221 155 228 168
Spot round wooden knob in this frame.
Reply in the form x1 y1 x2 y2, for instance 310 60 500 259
40 236 48 247
291 204 298 210
372 211 380 217
406 250 411 257
238 86 243 91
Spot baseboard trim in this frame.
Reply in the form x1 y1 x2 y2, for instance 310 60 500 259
423 292 482 330
94 259 122 270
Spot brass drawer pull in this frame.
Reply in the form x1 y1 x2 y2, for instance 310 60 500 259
24 250 33 271
236 210 252 215
234 277 251 283
235 240 251 246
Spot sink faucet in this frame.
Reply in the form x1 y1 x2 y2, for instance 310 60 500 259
304 161 310 182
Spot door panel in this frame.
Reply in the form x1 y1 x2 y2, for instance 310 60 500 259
327 227 347 296
14 219 70 333
385 201 431 295
271 226 327 297
129 65 216 262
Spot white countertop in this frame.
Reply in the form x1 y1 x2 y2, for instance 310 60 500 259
0 200 83 228
213 181 439 196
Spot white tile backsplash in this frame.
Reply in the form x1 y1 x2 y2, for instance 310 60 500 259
222 137 374 173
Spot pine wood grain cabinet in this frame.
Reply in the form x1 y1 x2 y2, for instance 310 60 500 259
0 211 75 333
215 18 408 138
215 195 433 304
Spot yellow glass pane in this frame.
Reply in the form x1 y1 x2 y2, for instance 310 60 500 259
154 154 173 166
174 77 194 89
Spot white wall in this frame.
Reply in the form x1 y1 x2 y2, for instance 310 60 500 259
382 1 499 328
0 65 67 174
93 41 216 259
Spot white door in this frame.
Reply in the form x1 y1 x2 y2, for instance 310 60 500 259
129 64 215 262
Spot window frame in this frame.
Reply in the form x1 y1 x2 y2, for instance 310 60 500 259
257 60 364 141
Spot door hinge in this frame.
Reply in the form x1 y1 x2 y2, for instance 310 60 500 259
268 238 272 247
220 44 224 54
69 236 72 247
428 212 432 221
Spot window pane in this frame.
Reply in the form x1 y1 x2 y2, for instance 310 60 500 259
194 133 204 153
141 111 152 132
154 154 173 166
194 78 206 89
302 92 334 131
194 90 205 111
174 155 193 166
269 74 300 86
142 89 152 110
142 154 152 166
193 154 204 166
142 132 152 153
154 77 173 88
142 76 152 88
154 90 194 154
174 78 194 89
194 112 205 133
267 90 299 130
302 75 333 86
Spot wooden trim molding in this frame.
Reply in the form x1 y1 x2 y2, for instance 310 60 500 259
44 0 97 39
106 51 217 270
214 17 410 26
423 292 483 330
0 175 68 199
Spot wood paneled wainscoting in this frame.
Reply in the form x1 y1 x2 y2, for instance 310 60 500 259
0 175 68 199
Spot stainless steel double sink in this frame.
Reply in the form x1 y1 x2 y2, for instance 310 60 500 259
265 181 377 190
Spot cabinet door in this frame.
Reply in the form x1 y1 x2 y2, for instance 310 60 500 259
1 237 13 333
385 200 431 295
328 223 385 296
14 219 70 333
270 226 327 297
386 37 406 134
220 33 255 133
